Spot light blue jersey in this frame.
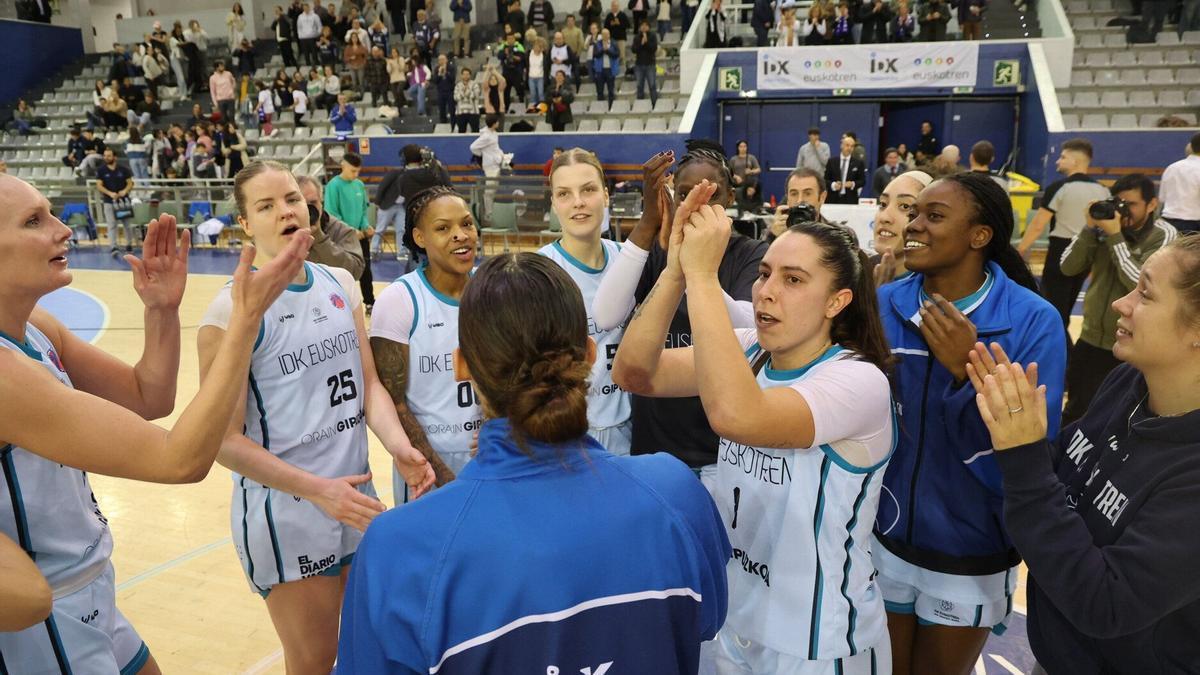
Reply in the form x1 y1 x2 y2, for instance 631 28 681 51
715 336 895 662
371 267 483 498
0 324 111 594
538 239 631 433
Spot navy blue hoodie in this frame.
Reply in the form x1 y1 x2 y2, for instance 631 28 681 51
997 364 1200 674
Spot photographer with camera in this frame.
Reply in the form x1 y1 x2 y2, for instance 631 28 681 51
766 167 828 241
1058 173 1178 423
297 175 367 280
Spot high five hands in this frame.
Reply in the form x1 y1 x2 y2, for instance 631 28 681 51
966 341 1048 451
664 179 732 283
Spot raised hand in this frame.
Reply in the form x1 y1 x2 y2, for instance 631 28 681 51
313 472 387 531
965 341 1013 394
666 179 717 281
919 293 978 383
629 150 674 249
125 215 191 310
974 361 1047 450
873 248 897 288
230 230 314 321
679 183 732 282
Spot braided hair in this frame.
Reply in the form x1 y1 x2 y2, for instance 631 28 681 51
676 138 734 191
943 171 1040 294
402 185 468 261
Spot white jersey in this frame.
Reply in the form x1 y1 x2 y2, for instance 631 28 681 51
201 262 369 483
370 267 483 477
716 331 895 661
538 239 630 430
0 324 112 595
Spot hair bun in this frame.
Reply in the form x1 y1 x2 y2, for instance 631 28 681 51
509 349 592 445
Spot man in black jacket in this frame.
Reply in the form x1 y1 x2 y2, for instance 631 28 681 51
272 6 298 68
751 0 774 46
824 135 866 204
858 0 891 42
631 20 657 105
373 145 452 259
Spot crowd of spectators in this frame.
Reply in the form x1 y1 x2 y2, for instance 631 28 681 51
737 0 985 46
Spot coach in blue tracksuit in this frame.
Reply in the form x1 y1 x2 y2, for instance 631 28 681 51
970 233 1200 674
337 253 730 675
873 172 1067 674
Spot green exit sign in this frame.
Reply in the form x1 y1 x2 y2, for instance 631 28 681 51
719 67 743 92
833 88 853 96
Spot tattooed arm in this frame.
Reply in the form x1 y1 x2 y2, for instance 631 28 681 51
371 336 457 486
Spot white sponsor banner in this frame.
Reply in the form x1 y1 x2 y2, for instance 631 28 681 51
757 43 980 90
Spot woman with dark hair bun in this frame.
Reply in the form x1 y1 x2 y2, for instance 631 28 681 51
338 252 730 674
874 170 1067 674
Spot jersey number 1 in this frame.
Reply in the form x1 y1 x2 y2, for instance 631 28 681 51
327 369 358 407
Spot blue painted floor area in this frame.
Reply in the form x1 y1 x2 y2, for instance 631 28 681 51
64 244 1040 671
66 247 414 284
38 286 107 343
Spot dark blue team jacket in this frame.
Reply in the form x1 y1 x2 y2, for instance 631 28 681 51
336 418 730 674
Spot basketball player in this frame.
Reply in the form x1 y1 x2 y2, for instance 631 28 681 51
615 180 896 673
539 148 631 454
873 172 1066 674
371 186 484 498
0 173 311 673
195 161 434 673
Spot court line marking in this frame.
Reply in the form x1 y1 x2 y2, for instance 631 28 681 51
243 647 284 675
115 537 232 592
65 285 111 344
989 654 1025 675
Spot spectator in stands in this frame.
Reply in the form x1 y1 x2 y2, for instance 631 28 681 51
830 2 855 42
364 0 390 28
773 5 801 44
896 142 914 168
385 0 406 35
297 3 322 66
470 113 507 214
1159 133 1200 233
629 0 651 34
632 20 658 105
1140 0 1169 36
505 0 527 35
233 38 256 78
528 0 556 35
334 5 353 36
431 53 457 122
425 0 444 34
482 65 508 123
796 126 830 174
682 0 700 34
406 54 432 116
63 127 86 169
385 47 408 106
702 0 728 46
859 0 891 42
802 3 828 43
372 149 411 261
1059 173 1178 423
523 24 541 49
890 0 916 41
343 33 368 93
125 127 150 181
749 0 774 45
413 9 440 64
331 93 358 139
326 152 376 307
604 0 632 67
99 92 129 130
346 17 371 47
272 5 298 67
287 79 308 127
550 30 576 87
184 20 210 91
95 148 135 255
918 0 949 40
969 140 1008 190
8 100 41 136
583 21 602 83
499 32 528 106
220 121 247 177
872 147 904 196
768 167 829 239
546 69 575 131
914 119 938 164
227 2 247 48
298 175 366 278
591 28 619 108
368 16 390 52
209 61 238 124
288 0 303 23
140 47 168 100
450 0 472 57
254 80 277 136
128 91 162 129
317 25 339 66
451 67 481 133
729 139 761 199
1017 138 1110 330
825 134 866 204
117 77 141 109
581 0 603 35
360 45 389 107
527 37 548 111
958 0 985 39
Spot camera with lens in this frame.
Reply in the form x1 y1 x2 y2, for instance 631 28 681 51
1088 197 1130 221
786 203 818 227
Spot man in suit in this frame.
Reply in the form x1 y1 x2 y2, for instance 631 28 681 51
871 147 905 196
825 134 866 204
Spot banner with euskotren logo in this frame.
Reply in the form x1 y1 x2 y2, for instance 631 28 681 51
757 43 980 90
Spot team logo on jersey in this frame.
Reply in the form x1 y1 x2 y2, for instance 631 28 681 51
46 348 64 372
312 306 328 325
330 293 346 310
